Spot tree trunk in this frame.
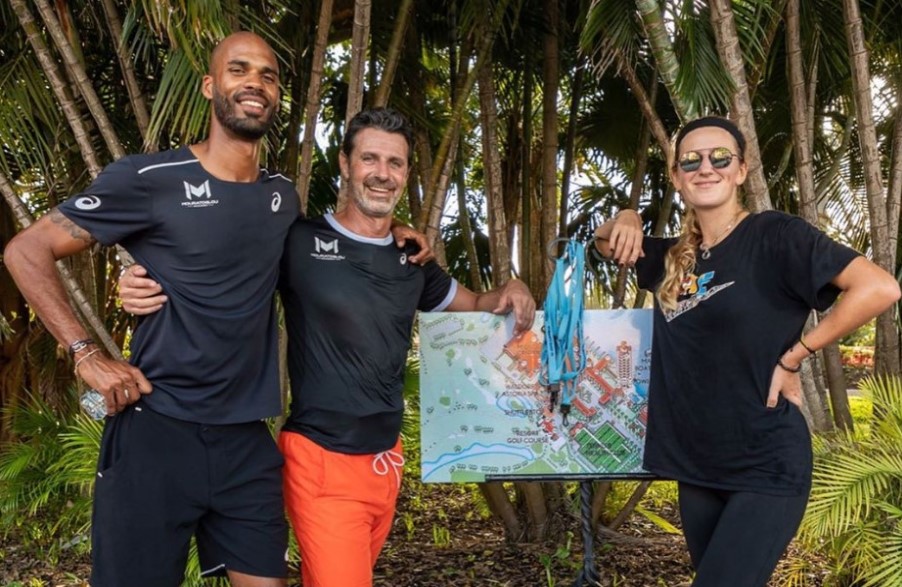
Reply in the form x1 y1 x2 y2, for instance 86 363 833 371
34 0 125 160
374 0 414 107
747 0 789 99
607 481 651 531
479 63 512 285
521 481 548 541
337 0 372 211
99 0 152 149
520 48 534 289
785 0 835 433
346 0 371 125
842 0 900 375
297 0 334 213
11 0 104 177
540 0 560 289
615 52 670 156
479 483 522 540
559 59 585 237
887 105 902 259
456 161 482 289
635 0 696 120
417 0 511 232
709 0 770 211
402 18 432 222
281 3 314 178
614 78 656 308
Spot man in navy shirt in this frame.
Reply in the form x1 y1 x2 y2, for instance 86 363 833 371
122 108 536 587
7 32 298 587
277 108 534 587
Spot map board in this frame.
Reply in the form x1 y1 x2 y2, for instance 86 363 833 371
419 310 654 483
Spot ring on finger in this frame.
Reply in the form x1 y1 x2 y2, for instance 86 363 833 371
123 388 130 400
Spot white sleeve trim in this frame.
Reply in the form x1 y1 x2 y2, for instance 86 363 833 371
428 279 459 312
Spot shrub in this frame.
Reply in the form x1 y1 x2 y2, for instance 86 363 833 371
792 375 902 586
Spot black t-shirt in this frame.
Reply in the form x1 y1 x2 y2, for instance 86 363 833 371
635 211 859 495
279 214 456 454
58 147 299 424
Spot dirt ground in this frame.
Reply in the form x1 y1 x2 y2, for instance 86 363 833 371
1 483 828 587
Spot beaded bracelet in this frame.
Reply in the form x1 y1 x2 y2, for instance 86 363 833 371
777 358 801 373
73 348 101 377
67 338 95 357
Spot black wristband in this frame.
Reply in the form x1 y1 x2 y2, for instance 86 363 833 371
67 338 95 357
777 358 801 373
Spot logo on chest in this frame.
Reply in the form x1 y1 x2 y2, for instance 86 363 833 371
665 270 735 322
311 236 345 261
181 180 220 208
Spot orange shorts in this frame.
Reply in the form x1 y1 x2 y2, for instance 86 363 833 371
279 431 403 587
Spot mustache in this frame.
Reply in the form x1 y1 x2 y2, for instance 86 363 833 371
235 89 269 107
364 179 397 190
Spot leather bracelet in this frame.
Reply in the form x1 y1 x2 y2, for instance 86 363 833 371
67 338 95 357
777 358 801 373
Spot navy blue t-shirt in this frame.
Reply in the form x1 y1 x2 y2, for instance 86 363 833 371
635 211 859 495
58 147 299 424
279 214 457 454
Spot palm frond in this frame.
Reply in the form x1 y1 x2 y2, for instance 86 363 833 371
799 374 902 586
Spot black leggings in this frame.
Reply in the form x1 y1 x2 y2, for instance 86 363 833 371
678 481 809 587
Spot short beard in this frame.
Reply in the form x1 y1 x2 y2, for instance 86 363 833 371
212 88 273 140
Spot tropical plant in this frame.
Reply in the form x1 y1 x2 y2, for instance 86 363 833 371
0 391 99 558
793 375 902 586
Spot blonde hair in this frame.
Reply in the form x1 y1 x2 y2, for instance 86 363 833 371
657 116 747 311
658 207 702 311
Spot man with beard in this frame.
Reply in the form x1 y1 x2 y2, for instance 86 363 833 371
7 32 297 587
119 108 536 587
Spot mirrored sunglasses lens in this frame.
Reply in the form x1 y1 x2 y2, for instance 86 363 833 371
710 148 734 169
679 153 702 172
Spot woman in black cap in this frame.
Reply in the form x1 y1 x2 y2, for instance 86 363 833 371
594 116 899 586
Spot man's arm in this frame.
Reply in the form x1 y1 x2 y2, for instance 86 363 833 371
4 209 151 414
446 278 536 337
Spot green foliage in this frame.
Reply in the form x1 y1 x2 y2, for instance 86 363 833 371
538 531 578 587
0 392 99 557
840 320 877 348
794 375 902 586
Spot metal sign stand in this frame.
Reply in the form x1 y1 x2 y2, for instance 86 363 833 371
574 480 601 587
486 473 656 587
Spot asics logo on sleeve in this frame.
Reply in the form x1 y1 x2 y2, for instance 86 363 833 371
271 192 282 212
74 195 102 210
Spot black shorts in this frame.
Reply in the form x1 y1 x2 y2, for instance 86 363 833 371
90 402 287 586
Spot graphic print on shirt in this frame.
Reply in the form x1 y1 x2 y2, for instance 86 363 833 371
665 269 734 322
181 180 219 208
311 235 345 261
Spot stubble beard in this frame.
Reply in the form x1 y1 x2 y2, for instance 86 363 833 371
212 87 274 140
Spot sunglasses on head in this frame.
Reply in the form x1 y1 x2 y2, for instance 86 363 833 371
677 147 740 172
